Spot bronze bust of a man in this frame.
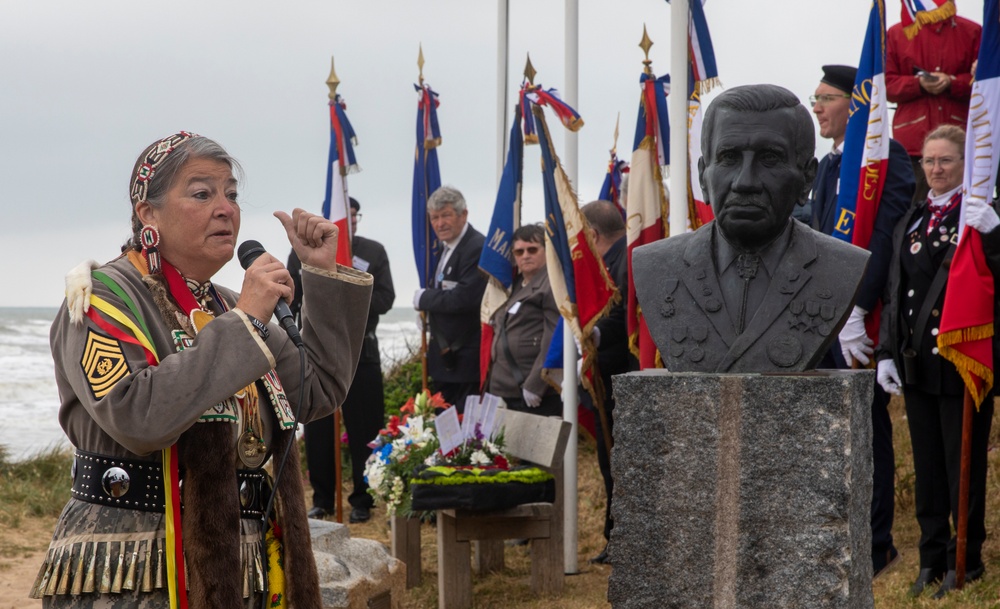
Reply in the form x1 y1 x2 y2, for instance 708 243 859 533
632 84 869 372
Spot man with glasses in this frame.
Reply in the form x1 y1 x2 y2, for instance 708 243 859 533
290 197 396 524
413 186 487 413
808 64 914 579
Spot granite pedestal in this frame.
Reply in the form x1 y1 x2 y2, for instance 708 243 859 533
608 370 874 609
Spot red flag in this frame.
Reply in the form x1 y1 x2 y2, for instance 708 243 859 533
936 4 1000 408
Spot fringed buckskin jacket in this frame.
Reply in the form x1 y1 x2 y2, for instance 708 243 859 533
32 253 372 609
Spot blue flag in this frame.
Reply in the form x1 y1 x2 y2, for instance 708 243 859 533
412 84 443 288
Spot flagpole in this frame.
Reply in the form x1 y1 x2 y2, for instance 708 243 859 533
497 0 510 185
955 388 974 588
669 0 689 237
563 0 580 576
326 58 345 525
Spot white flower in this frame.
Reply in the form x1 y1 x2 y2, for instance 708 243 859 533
470 450 491 466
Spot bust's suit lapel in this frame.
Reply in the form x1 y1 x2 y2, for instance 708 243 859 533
717 223 816 372
680 229 737 348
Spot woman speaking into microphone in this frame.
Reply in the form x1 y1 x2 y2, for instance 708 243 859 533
32 132 372 609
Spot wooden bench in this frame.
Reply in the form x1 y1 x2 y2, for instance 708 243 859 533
435 409 572 609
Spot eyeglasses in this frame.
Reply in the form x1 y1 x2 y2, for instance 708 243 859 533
513 245 541 257
920 156 960 169
809 94 850 106
351 212 362 220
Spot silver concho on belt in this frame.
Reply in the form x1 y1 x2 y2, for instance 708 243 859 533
102 466 131 498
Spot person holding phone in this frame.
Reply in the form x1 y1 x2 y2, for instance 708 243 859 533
886 8 981 204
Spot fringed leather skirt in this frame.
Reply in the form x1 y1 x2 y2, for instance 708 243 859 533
31 499 267 608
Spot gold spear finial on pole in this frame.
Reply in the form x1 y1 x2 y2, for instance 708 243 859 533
639 25 654 75
611 112 621 156
524 53 537 85
418 44 425 86
326 56 340 100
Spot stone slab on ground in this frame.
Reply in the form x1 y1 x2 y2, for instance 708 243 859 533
608 370 874 609
310 518 405 609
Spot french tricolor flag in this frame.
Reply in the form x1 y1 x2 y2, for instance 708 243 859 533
834 0 889 251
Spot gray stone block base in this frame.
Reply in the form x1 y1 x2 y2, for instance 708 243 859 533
310 519 405 608
608 370 874 609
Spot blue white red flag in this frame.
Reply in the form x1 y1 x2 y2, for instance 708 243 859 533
520 85 584 144
688 0 720 95
937 0 999 409
533 104 617 446
597 152 628 219
627 70 670 368
687 0 719 228
412 83 443 289
834 0 890 252
478 106 525 384
632 73 671 167
322 94 359 266
900 0 955 39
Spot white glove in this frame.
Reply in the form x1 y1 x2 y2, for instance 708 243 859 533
415 312 425 332
65 259 99 325
876 359 903 396
412 288 426 310
522 388 543 408
839 306 874 366
964 199 1000 234
592 326 602 349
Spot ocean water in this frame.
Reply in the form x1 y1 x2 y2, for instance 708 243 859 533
0 306 420 462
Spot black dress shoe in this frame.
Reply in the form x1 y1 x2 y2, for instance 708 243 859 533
931 564 986 599
589 546 610 565
307 506 329 520
909 567 944 597
872 545 900 579
349 506 371 523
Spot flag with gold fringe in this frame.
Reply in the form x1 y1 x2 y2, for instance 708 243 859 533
900 0 956 39
936 0 999 409
532 101 617 451
626 70 670 369
687 0 720 229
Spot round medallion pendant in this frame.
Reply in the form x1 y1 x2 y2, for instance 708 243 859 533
238 430 267 469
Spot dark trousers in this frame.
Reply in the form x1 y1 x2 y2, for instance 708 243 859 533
305 359 385 510
582 388 615 541
904 388 993 570
870 383 895 555
433 381 481 415
820 347 895 556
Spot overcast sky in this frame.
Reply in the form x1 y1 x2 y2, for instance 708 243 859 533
0 0 986 308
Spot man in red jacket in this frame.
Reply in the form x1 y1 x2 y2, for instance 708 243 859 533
886 10 980 203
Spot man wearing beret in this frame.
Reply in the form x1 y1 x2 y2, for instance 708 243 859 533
809 64 914 579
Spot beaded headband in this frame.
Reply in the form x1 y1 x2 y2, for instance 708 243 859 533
129 131 201 206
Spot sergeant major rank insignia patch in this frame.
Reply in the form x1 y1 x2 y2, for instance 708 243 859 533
81 329 131 399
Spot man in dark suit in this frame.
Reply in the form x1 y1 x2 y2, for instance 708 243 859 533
809 64 914 577
580 199 635 564
413 186 487 412
633 84 870 373
289 197 396 524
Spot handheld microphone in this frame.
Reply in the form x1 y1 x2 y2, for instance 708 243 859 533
237 240 304 348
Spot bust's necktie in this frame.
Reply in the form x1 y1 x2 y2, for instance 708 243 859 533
736 253 761 334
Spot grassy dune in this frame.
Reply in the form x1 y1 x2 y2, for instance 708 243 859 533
3 396 999 608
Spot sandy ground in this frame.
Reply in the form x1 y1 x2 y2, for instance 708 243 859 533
0 516 49 609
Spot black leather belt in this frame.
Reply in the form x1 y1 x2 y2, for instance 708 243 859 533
71 450 269 519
